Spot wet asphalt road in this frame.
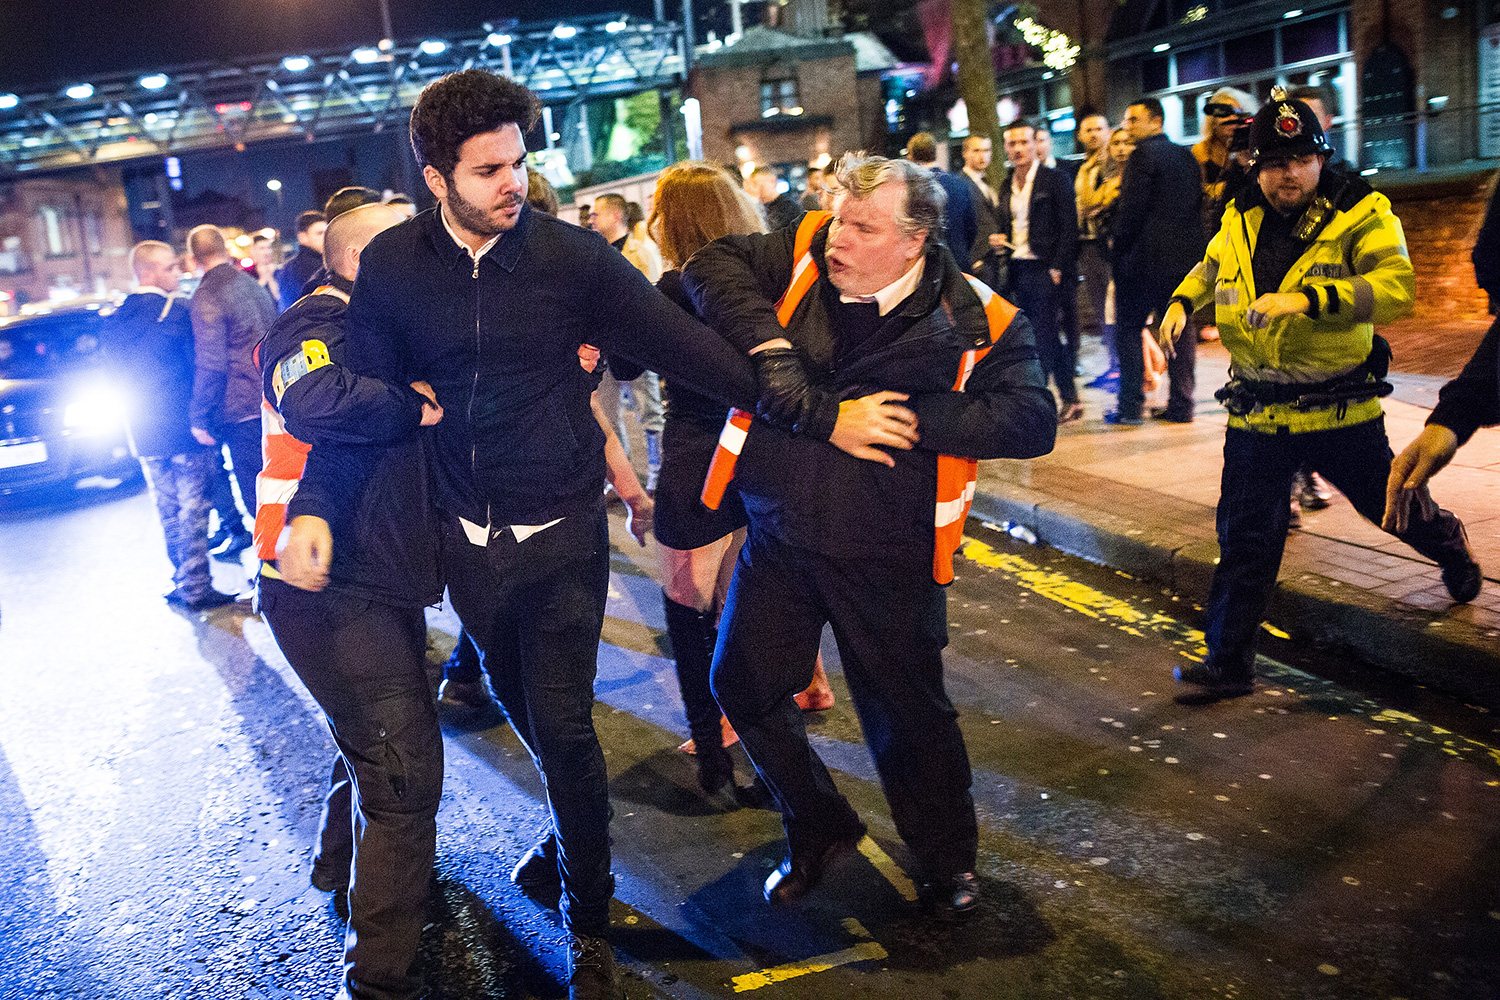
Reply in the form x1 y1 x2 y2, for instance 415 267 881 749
1 480 1498 1000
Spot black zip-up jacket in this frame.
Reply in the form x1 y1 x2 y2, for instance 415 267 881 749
102 290 200 458
262 280 441 608
1109 132 1207 287
345 204 758 527
682 222 1057 561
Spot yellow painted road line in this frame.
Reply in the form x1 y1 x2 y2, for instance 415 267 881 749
959 536 1210 661
731 920 886 992
856 835 919 902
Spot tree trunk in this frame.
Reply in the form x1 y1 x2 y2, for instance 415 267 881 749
950 0 1001 189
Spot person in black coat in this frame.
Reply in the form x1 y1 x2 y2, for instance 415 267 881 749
994 122 1082 421
1108 98 1207 424
747 165 803 232
261 203 448 1000
104 242 238 610
273 210 327 311
1472 178 1500 316
682 154 1056 921
958 135 1004 287
905 131 978 266
343 71 759 998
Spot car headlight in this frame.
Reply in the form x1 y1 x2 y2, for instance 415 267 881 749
64 384 129 435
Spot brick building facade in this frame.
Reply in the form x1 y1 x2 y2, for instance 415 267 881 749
0 170 134 314
688 26 889 181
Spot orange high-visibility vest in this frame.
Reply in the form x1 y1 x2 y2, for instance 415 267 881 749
252 285 344 563
700 211 1018 584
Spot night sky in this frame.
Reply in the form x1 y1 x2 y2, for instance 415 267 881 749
0 0 675 89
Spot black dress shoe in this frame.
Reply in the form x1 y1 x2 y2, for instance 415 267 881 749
1150 407 1194 423
763 822 866 907
1439 534 1482 604
923 872 980 921
165 589 240 611
1173 663 1254 704
511 832 561 890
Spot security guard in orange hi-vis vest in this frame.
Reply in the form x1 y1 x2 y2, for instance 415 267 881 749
682 153 1056 921
254 202 449 1000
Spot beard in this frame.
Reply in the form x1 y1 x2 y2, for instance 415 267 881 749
446 182 522 238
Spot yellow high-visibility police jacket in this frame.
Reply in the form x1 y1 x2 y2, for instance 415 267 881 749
1172 173 1415 434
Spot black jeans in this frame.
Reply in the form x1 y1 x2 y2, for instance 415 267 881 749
439 512 615 936
220 417 263 529
259 577 441 1000
1010 258 1077 405
712 530 979 880
1204 417 1473 680
1115 275 1196 420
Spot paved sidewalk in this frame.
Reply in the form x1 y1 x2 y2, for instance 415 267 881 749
972 338 1500 707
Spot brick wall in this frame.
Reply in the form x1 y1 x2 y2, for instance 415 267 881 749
0 170 133 311
691 53 863 168
1376 169 1494 324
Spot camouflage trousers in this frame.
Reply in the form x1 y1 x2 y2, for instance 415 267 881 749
140 449 215 601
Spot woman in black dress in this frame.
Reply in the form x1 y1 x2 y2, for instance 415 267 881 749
647 162 833 795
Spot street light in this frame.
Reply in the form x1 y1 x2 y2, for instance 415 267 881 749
65 83 94 100
139 74 169 90
0 94 18 111
553 24 578 39
352 47 381 64
419 40 447 56
282 56 312 73
266 179 282 191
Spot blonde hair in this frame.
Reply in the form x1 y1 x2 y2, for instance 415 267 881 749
648 161 766 268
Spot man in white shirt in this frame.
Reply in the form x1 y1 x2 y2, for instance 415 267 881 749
994 123 1081 421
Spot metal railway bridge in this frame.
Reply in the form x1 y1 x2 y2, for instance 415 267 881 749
0 13 689 178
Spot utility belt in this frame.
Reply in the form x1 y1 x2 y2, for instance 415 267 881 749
1215 335 1393 419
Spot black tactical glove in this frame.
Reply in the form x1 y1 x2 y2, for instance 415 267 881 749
750 346 839 440
750 347 811 428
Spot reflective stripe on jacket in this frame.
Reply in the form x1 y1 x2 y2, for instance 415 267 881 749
1172 180 1415 433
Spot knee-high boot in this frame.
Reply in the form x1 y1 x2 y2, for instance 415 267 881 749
662 590 734 793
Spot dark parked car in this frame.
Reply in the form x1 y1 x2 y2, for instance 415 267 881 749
0 304 139 494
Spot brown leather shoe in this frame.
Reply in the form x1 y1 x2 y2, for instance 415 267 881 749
763 822 866 907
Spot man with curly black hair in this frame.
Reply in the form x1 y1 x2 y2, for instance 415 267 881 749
334 69 762 1000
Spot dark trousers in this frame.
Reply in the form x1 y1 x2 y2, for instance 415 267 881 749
712 530 979 880
1010 259 1077 405
259 577 441 1000
139 449 214 600
220 417 263 529
1205 418 1473 679
439 513 615 937
1115 275 1196 420
443 627 483 684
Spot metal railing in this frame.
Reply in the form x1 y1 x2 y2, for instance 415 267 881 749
0 13 686 177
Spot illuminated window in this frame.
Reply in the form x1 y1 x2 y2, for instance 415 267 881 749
761 77 799 116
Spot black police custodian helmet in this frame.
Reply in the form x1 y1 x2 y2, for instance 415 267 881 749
1248 86 1332 164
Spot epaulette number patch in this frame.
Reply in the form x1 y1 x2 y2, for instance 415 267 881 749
271 339 331 404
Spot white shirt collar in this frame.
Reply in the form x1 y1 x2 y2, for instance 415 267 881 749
838 256 926 317
133 286 174 297
440 202 501 262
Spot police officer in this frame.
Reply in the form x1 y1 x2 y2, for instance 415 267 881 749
1159 89 1482 704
